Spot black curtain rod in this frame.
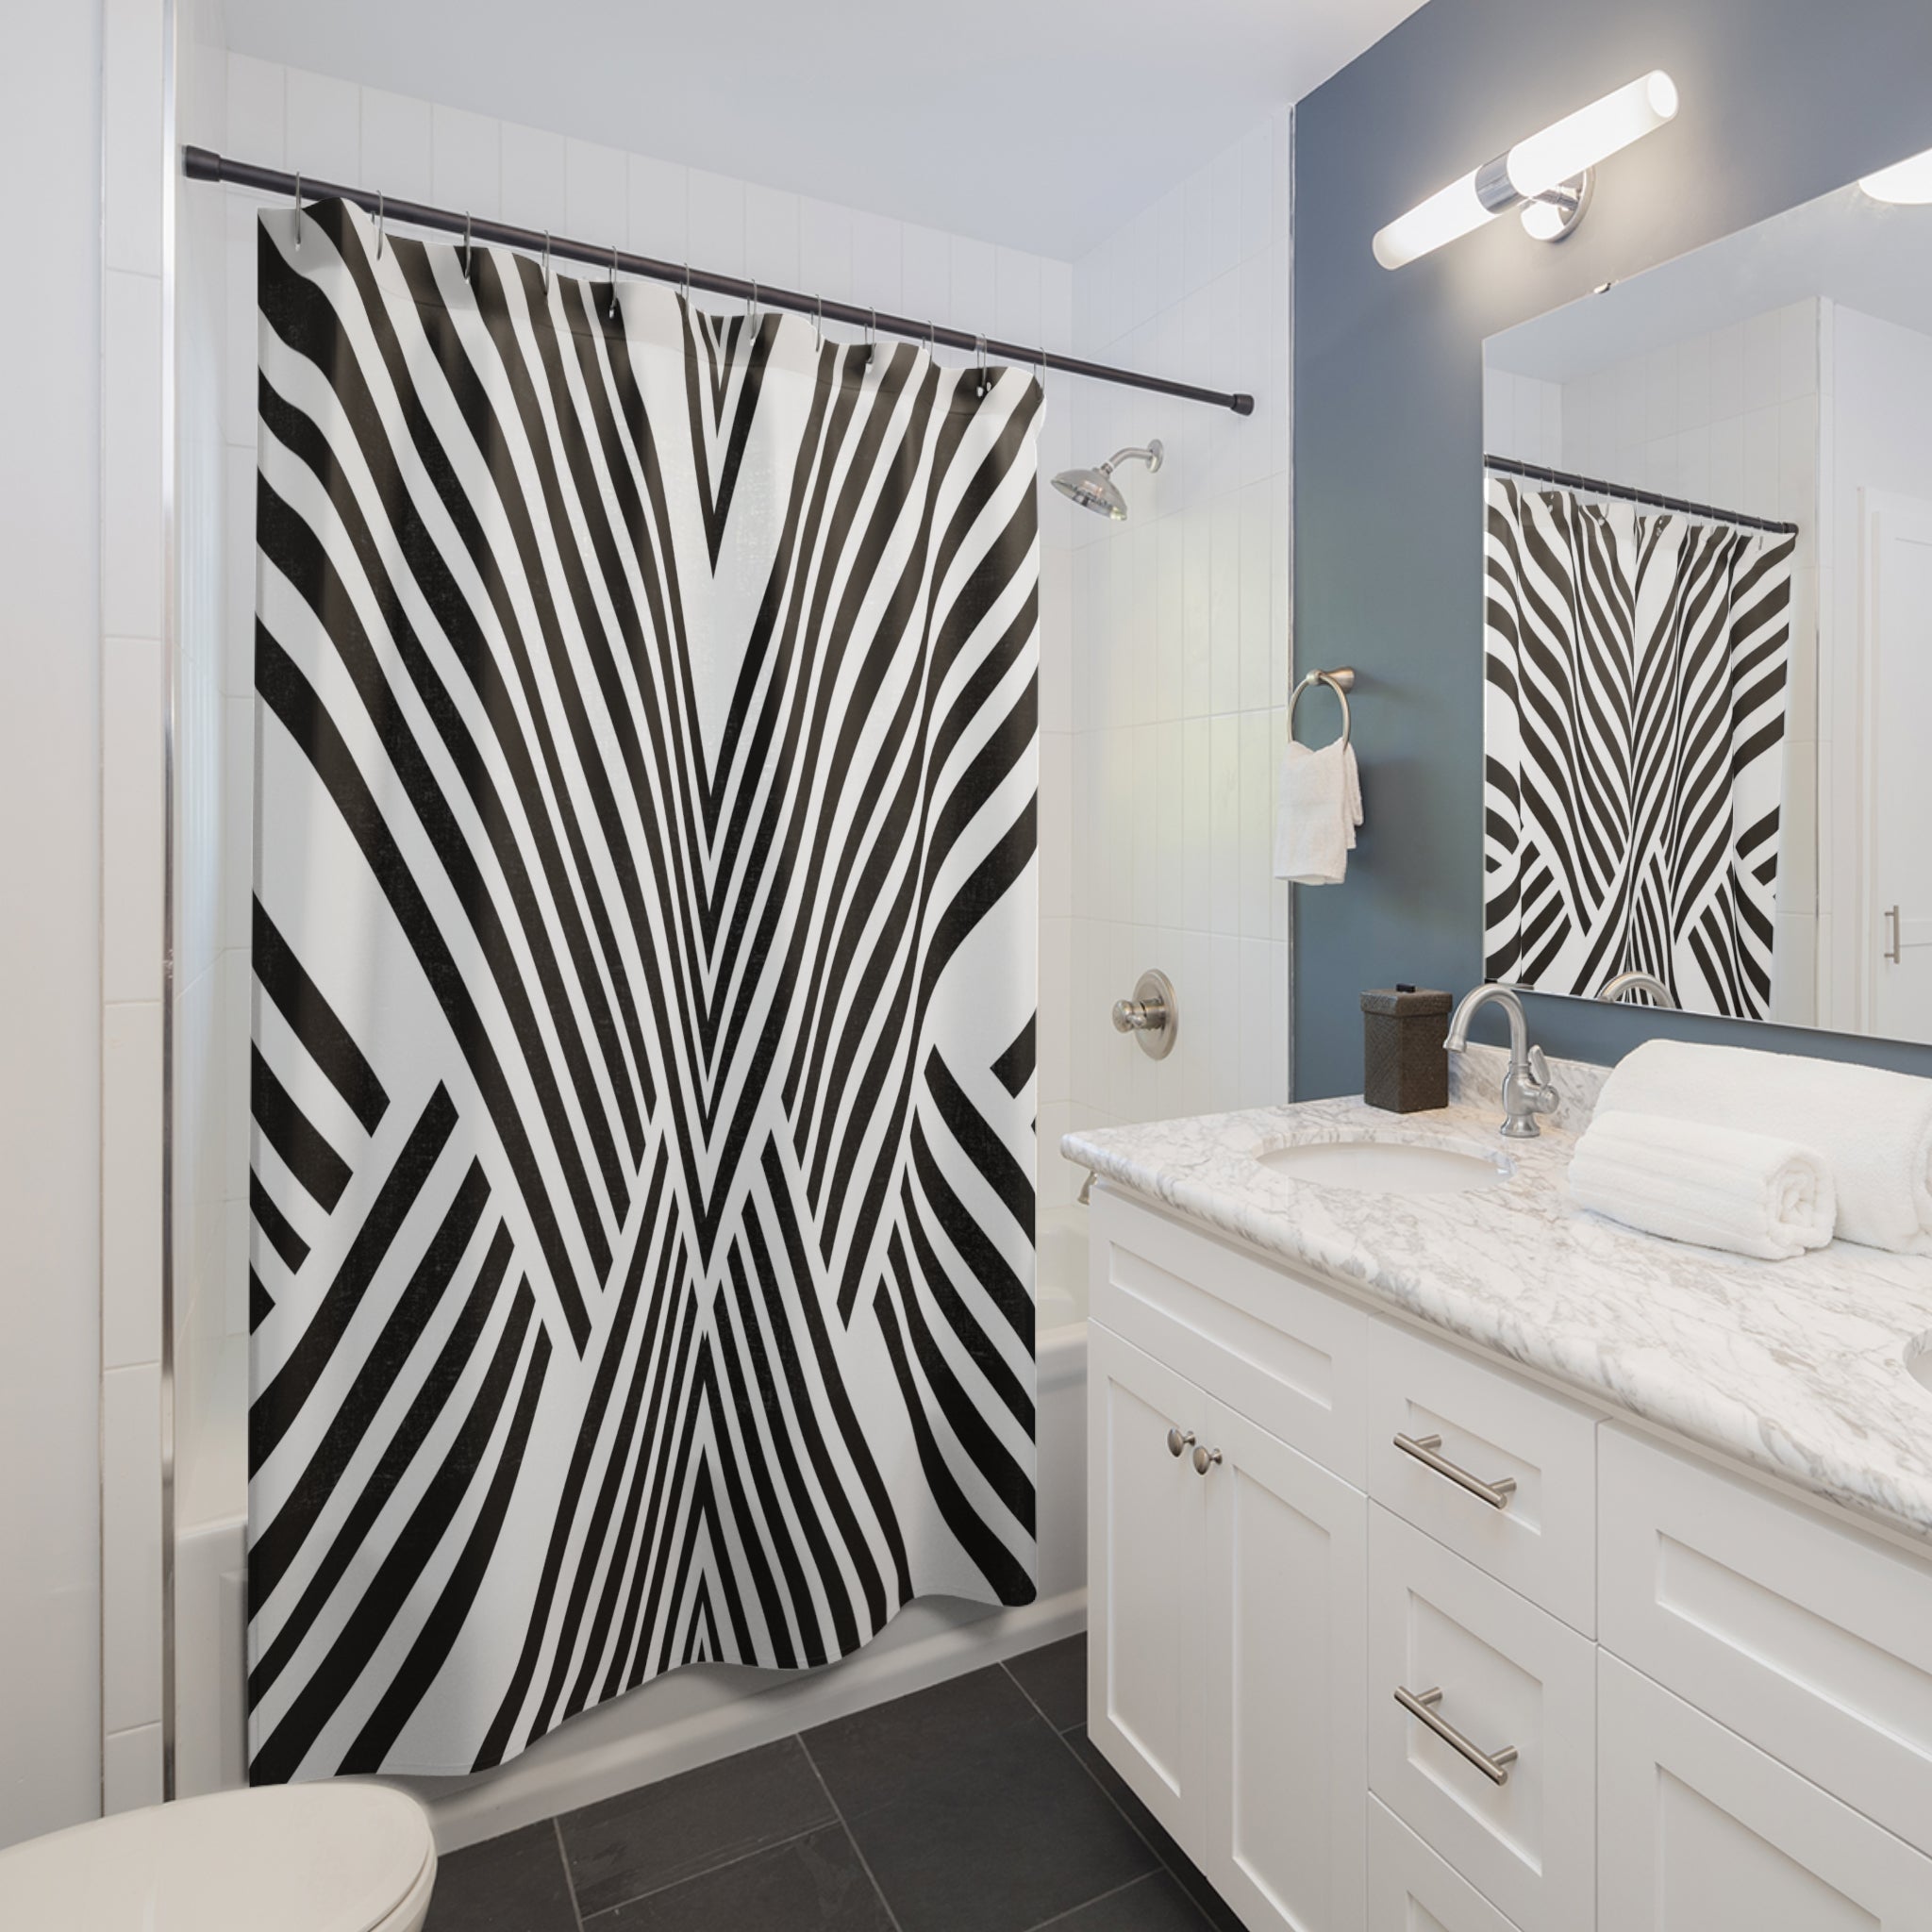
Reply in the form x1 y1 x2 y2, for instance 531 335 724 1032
184 145 1255 417
1484 454 1798 536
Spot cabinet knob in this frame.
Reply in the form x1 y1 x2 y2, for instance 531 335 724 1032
1166 1426 1196 1458
1191 1445 1223 1476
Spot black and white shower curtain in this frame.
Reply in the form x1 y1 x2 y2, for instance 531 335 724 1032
1483 477 1795 1019
244 201 1041 1780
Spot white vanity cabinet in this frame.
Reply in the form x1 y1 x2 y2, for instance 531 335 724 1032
1085 1187 1932 1932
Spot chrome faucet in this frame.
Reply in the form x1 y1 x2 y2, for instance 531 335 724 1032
1594 970 1678 1008
1444 984 1558 1140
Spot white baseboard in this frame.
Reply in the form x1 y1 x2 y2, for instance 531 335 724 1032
410 1588 1088 1855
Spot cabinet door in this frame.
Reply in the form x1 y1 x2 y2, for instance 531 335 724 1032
1600 1653 1932 1931
1367 1796 1520 1932
1088 1324 1210 1847
1200 1392 1367 1932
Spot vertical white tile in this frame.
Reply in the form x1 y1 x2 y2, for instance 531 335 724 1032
222 695 255 954
1208 932 1242 1111
225 54 285 169
500 122 565 231
1779 300 1818 404
1181 504 1211 717
224 193 261 448
627 155 690 266
101 633 164 1005
1040 732 1073 918
1238 479 1272 711
103 1724 164 1816
103 271 165 641
1743 309 1782 409
565 139 628 246
950 237 997 337
1208 493 1241 714
850 210 904 313
688 170 745 279
1040 259 1073 358
284 68 358 186
1208 140 1241 280
743 183 800 287
359 89 433 201
1238 121 1274 263
102 1003 162 1370
431 105 500 218
1208 712 1241 936
995 248 1043 350
1238 711 1274 939
1040 918 1072 1107
225 444 258 698
103 0 165 276
800 198 855 305
1040 551 1074 737
102 1363 161 1734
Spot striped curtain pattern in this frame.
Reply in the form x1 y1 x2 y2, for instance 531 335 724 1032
1483 478 1795 1020
245 200 1041 1780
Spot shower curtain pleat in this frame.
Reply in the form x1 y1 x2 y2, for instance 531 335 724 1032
243 198 1040 1781
1483 476 1795 1020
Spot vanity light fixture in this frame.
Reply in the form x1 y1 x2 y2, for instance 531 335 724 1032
1859 147 1932 204
1372 70 1679 270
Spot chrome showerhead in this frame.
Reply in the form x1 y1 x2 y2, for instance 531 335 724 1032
1052 439 1163 520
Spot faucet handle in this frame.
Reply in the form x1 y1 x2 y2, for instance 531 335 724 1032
1526 1045 1558 1112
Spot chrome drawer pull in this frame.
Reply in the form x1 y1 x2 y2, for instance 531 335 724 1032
1394 1685 1519 1787
1393 1432 1517 1510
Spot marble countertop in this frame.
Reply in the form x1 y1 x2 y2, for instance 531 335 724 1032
1061 1064 1932 1544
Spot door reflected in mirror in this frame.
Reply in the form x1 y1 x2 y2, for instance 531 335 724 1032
1482 144 1932 1043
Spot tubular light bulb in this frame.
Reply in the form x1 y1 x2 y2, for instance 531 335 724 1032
1372 169 1491 271
1507 71 1679 200
1861 147 1932 204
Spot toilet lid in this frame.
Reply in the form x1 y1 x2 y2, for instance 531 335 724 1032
0 1783 434 1932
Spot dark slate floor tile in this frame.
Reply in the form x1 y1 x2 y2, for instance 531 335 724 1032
1003 1635 1087 1733
591 1824 893 1932
425 1821 577 1932
804 1665 1042 1817
822 1713 1158 1932
558 1737 837 1916
1064 1729 1243 1932
1036 1871 1215 1930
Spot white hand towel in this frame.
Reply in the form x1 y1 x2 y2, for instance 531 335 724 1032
1567 1113 1835 1260
1274 740 1363 885
1594 1039 1932 1256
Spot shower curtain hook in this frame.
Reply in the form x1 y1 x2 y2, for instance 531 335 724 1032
1038 344 1049 391
866 308 877 368
682 261 691 304
747 279 759 326
461 211 473 282
812 293 823 348
608 242 620 320
974 333 989 397
375 190 385 259
293 172 302 251
541 229 552 295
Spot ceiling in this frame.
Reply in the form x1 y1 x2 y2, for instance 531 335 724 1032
224 0 1426 259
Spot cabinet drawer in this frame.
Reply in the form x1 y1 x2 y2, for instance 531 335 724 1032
1091 1191 1367 1483
1600 1423 1932 1859
1368 1796 1522 1932
1366 1316 1597 1634
1369 1507 1594 1932
1600 1652 1932 1931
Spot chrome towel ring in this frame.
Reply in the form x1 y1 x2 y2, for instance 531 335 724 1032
1287 666 1356 749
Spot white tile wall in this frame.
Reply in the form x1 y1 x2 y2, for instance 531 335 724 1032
1054 112 1291 1202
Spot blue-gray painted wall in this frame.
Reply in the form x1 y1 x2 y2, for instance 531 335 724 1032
1291 0 1932 1095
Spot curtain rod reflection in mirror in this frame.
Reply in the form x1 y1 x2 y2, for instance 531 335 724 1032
1483 454 1799 537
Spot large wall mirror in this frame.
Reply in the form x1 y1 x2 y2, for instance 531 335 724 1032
1482 144 1932 1044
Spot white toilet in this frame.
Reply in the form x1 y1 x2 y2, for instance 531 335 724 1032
0 1782 435 1931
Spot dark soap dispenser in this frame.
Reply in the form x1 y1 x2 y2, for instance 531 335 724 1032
1360 984 1452 1113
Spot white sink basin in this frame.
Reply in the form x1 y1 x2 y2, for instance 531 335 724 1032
1254 1137 1511 1196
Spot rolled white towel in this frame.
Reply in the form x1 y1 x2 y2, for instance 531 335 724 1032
1594 1040 1932 1256
1568 1113 1835 1260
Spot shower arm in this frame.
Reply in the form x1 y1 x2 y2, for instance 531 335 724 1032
1101 445 1164 475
